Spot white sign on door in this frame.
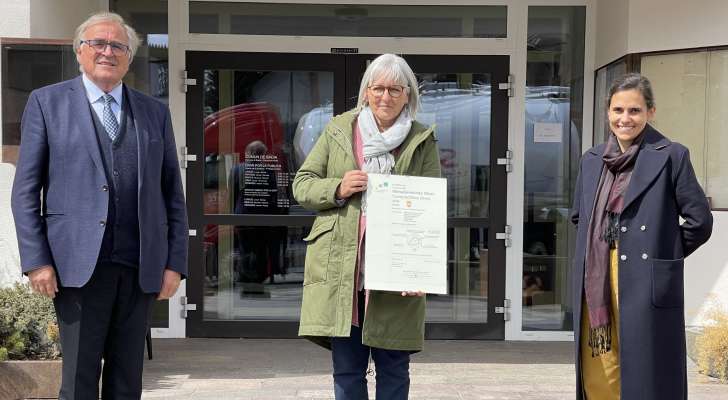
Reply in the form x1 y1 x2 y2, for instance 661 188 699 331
534 122 562 143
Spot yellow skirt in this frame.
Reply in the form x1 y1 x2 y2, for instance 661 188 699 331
580 247 621 400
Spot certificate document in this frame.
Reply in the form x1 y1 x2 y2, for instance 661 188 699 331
364 173 447 294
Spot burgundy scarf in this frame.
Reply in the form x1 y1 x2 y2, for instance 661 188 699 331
584 132 644 356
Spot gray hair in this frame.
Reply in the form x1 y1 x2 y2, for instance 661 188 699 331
357 54 420 118
73 12 141 62
608 73 656 110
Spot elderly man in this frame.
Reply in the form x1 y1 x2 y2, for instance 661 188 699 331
11 12 188 399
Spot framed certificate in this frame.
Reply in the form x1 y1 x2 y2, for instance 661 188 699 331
364 173 448 294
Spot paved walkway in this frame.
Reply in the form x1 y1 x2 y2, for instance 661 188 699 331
141 339 726 399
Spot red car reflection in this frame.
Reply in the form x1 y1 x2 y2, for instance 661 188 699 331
203 103 289 286
203 102 285 158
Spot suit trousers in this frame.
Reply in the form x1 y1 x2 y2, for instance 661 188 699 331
331 291 411 400
53 262 155 400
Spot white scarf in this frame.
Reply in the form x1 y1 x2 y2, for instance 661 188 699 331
357 106 412 215
357 106 412 175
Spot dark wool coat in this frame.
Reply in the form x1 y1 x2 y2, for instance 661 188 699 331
570 125 713 399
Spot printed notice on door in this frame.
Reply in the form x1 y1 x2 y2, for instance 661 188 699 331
364 174 447 294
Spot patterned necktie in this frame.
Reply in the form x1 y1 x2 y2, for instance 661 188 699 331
102 94 119 141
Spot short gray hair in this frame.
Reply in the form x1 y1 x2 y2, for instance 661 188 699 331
357 54 420 118
73 12 141 60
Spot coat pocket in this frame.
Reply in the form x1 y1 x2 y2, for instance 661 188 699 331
302 216 336 285
651 258 684 308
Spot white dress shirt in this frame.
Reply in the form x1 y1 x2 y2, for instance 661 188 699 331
82 74 123 125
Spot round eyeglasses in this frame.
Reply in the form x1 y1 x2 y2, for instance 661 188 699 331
80 39 130 56
368 85 408 98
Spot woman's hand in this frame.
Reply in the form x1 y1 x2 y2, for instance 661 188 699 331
401 291 425 297
336 170 368 199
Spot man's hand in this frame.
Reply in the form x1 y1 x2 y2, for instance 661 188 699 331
336 170 368 199
28 266 58 299
157 269 181 300
401 290 425 297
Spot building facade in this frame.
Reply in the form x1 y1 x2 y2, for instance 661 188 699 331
1 0 727 341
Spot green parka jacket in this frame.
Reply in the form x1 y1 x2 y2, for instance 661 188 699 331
292 109 441 351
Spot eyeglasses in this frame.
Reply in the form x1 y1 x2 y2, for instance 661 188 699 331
80 39 130 56
368 85 407 98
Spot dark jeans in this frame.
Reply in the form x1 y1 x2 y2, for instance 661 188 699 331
331 292 411 400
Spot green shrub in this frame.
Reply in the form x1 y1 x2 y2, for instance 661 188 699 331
0 283 60 361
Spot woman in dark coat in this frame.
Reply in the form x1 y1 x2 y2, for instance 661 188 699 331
570 73 713 399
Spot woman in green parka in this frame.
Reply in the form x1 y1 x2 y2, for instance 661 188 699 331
293 53 441 400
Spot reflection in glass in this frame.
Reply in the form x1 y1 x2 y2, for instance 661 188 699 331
289 72 493 324
427 228 488 323
706 50 728 208
522 6 585 331
112 2 169 102
111 1 171 328
190 2 507 38
639 49 728 208
1 43 77 164
288 72 492 219
641 52 708 188
417 73 491 218
203 69 334 215
195 56 500 329
203 225 308 320
204 225 489 323
593 60 626 146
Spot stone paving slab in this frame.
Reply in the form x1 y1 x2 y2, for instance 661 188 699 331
141 339 726 399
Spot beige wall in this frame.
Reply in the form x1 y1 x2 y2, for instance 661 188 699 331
595 0 728 68
0 163 22 287
0 0 31 38
595 0 630 68
0 0 108 39
686 211 728 325
629 0 728 54
29 0 104 39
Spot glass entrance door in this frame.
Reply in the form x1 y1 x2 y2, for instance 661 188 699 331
185 52 509 339
346 55 510 339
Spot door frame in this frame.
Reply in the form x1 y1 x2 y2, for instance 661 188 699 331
184 51 509 339
184 52 346 337
345 54 510 339
166 0 596 342
406 55 509 339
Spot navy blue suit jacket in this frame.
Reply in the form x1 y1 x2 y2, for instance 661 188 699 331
11 76 188 293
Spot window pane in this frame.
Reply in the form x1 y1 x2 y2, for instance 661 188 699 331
641 50 728 209
641 52 708 188
202 69 334 216
112 1 169 101
706 50 728 208
190 2 507 38
427 227 489 323
203 225 307 320
522 6 585 331
417 73 491 218
593 60 626 146
1 43 76 164
203 225 490 323
112 0 170 328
